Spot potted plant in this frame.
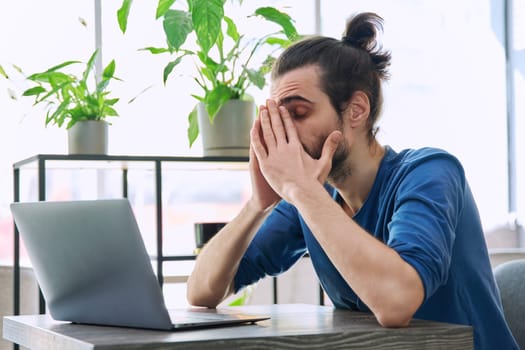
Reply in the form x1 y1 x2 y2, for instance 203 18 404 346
7 50 121 155
117 0 299 156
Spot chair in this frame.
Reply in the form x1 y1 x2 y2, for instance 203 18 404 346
494 259 525 349
489 248 525 269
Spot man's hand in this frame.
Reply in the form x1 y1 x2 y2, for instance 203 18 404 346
249 138 281 212
250 100 341 203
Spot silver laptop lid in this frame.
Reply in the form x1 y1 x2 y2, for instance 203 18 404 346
10 199 173 330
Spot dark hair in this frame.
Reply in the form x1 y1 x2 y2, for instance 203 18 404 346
272 12 391 140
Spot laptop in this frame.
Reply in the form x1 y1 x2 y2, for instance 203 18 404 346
10 199 269 330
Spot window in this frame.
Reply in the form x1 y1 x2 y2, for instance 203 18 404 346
0 1 94 265
322 0 510 235
1 0 523 267
511 0 525 237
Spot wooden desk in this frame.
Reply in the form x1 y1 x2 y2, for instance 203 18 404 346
3 304 472 350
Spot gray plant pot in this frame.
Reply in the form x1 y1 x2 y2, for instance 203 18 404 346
67 120 108 155
197 100 255 157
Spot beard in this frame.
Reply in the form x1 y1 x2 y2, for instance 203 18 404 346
328 139 351 183
303 126 352 185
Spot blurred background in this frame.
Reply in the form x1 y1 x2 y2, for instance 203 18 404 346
0 0 524 314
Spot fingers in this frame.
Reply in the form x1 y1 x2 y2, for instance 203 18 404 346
266 100 287 144
319 130 342 180
249 142 258 163
259 106 276 150
267 99 300 145
249 142 262 178
278 105 299 144
254 99 299 154
320 130 342 161
250 117 268 159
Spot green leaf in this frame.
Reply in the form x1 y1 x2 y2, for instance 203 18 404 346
163 56 184 84
103 105 119 117
245 68 265 89
12 64 23 74
205 84 233 121
47 97 71 127
27 71 72 85
51 72 74 86
105 98 120 106
265 37 290 47
0 65 8 79
102 60 116 80
199 67 215 86
69 105 84 120
45 110 54 127
192 0 224 54
35 80 73 105
190 93 204 102
156 0 176 19
66 118 77 129
223 16 239 42
259 55 276 75
128 84 154 103
83 50 98 83
228 286 252 306
197 51 219 69
140 47 171 54
85 93 99 110
187 107 199 146
163 9 193 50
44 60 81 73
97 79 110 93
117 0 133 33
228 294 247 306
197 51 224 83
254 7 298 40
216 27 224 56
22 86 46 97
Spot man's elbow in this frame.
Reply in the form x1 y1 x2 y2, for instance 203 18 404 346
373 288 422 328
186 279 233 308
375 311 412 328
375 268 423 327
373 292 422 328
186 288 219 308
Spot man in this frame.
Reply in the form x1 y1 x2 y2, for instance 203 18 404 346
187 12 518 349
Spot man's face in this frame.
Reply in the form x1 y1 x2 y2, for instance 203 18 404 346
270 65 350 179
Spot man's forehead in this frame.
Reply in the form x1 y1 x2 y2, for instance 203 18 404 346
270 66 321 102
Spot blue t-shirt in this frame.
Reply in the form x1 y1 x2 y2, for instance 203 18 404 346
234 146 518 349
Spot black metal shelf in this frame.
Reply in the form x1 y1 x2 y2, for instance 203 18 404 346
12 154 248 317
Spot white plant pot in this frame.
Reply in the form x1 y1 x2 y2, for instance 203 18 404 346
67 120 108 155
197 100 255 157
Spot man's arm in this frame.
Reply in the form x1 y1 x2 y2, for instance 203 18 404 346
251 101 424 327
289 184 424 327
187 116 281 308
186 199 272 307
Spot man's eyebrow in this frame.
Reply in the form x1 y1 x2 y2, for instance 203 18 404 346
279 95 314 105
